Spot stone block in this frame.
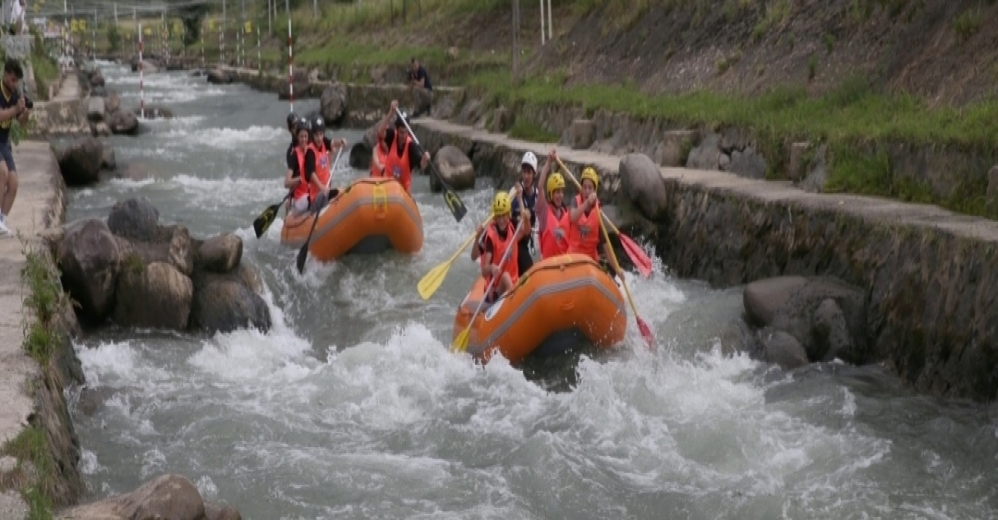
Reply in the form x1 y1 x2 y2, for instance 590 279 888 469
659 130 698 167
571 119 595 150
788 142 812 181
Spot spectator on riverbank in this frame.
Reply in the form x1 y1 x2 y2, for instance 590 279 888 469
0 59 29 235
407 58 432 119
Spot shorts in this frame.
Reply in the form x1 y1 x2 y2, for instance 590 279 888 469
0 141 15 172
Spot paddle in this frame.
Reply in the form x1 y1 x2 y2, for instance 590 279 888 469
394 107 468 222
555 157 654 278
294 146 344 274
451 217 524 354
418 216 493 300
253 192 290 238
596 205 656 350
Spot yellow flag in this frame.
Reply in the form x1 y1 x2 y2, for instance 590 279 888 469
80 20 87 31
244 20 252 34
208 20 216 31
143 26 152 36
70 19 78 32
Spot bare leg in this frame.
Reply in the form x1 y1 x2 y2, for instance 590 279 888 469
1 169 18 217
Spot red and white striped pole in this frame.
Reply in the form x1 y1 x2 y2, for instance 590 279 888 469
138 23 145 118
286 0 293 112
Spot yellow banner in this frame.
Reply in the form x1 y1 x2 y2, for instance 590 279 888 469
244 20 252 34
70 19 78 32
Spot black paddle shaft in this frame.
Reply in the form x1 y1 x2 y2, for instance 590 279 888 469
394 108 468 222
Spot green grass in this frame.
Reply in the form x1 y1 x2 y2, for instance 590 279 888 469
507 120 559 143
1 426 55 519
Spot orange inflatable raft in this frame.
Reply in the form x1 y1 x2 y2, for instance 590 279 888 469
453 254 627 364
280 178 423 261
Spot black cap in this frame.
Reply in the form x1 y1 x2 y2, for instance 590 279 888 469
286 112 298 128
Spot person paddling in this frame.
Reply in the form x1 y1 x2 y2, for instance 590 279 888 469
371 100 398 178
473 192 532 304
568 166 623 280
382 112 430 193
284 119 313 214
535 148 571 259
305 114 347 211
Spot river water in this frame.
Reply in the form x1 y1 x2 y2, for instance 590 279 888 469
64 62 998 519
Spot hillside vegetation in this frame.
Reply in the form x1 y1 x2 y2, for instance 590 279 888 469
112 0 998 216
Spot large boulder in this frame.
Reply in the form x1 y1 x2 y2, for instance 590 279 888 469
112 261 194 330
113 223 194 277
743 276 869 364
56 474 240 520
190 271 271 334
107 109 139 135
430 145 475 192
205 69 232 84
107 197 160 242
86 97 105 122
619 153 667 220
320 83 347 127
196 233 243 274
57 218 121 325
56 137 105 186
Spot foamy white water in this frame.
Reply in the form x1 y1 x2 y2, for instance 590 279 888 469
65 60 998 519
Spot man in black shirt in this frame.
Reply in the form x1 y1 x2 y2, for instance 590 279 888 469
407 58 433 119
0 59 29 236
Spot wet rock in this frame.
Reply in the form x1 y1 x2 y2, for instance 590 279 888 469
197 233 243 274
431 145 475 192
320 83 347 127
206 69 232 84
86 97 104 122
56 137 104 186
190 271 272 334
619 153 667 220
113 261 193 330
107 108 139 135
57 218 121 325
761 329 808 370
101 144 116 171
107 197 160 242
56 474 212 520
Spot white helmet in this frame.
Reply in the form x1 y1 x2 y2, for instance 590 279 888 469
521 151 538 172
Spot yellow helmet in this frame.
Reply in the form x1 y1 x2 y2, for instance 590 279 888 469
492 192 512 216
581 167 599 190
546 172 566 196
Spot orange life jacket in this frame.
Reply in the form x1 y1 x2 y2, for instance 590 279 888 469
540 203 571 259
567 195 601 262
383 136 413 192
291 146 310 201
308 141 331 202
484 221 520 287
371 144 388 178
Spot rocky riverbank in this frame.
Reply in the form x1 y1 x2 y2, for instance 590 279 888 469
0 68 248 518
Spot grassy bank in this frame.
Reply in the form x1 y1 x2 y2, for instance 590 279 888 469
0 241 74 519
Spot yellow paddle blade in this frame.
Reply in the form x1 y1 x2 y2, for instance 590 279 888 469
417 261 451 300
450 327 471 353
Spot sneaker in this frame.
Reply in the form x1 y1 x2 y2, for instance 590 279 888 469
0 220 10 236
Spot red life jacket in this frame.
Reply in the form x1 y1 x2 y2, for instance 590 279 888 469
371 144 388 178
484 221 520 287
383 136 413 192
567 194 601 262
291 146 310 201
308 141 331 202
540 204 571 259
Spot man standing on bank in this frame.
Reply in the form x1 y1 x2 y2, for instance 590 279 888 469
407 58 433 119
0 59 29 236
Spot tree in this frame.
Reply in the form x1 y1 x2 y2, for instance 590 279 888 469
175 3 209 46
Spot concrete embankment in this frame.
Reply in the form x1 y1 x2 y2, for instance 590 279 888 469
411 118 998 402
0 138 84 516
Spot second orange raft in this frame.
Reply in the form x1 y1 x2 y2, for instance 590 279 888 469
453 254 627 364
280 178 423 262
